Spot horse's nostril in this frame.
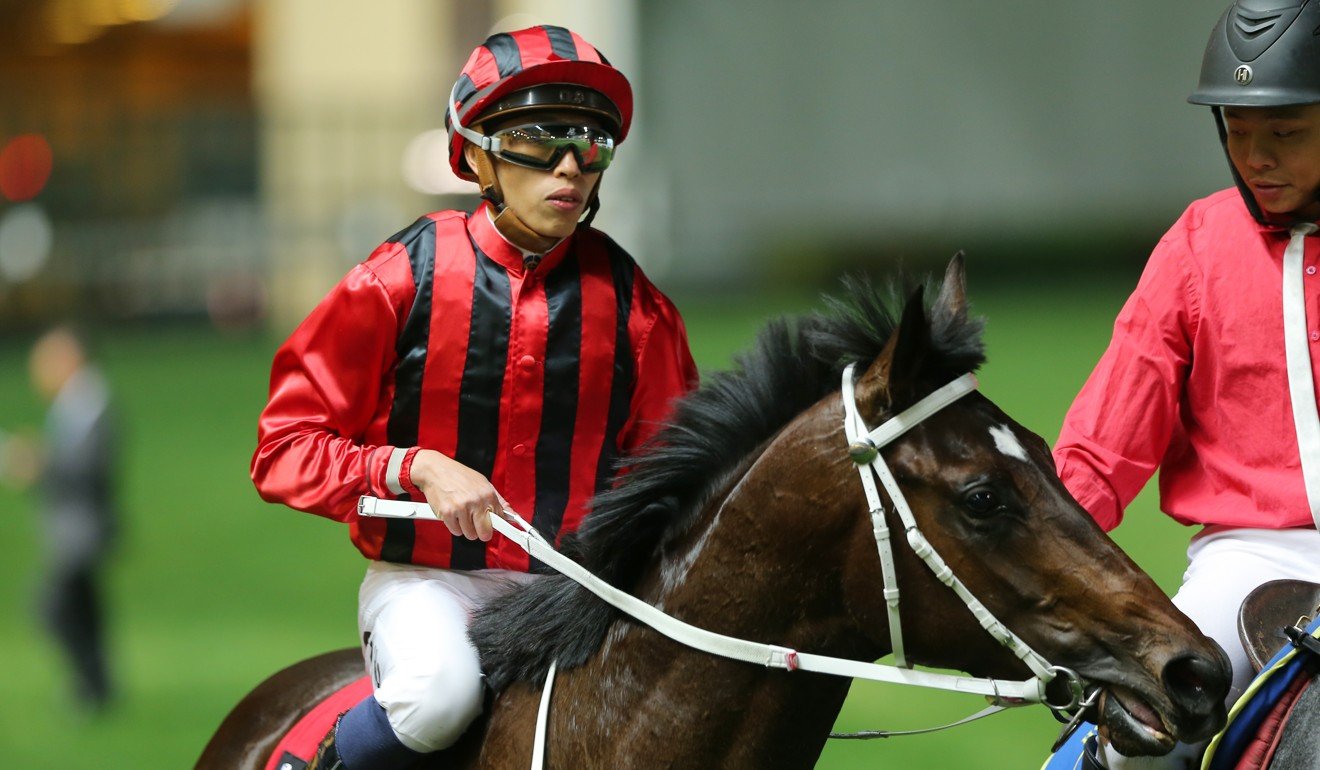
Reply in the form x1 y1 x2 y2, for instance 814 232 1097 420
1165 657 1206 698
1163 652 1230 711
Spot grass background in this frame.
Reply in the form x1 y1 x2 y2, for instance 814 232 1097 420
0 268 1196 768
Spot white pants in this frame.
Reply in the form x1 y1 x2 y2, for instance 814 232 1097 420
357 561 536 753
1102 526 1320 769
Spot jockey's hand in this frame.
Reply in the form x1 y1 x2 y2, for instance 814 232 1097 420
407 449 505 541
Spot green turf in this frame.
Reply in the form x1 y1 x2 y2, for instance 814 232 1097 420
0 274 1196 768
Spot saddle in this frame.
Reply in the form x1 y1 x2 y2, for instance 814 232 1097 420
1238 579 1320 674
1199 579 1320 770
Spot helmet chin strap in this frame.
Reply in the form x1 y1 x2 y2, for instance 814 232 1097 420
581 176 604 228
471 148 606 250
1212 107 1269 226
490 201 557 255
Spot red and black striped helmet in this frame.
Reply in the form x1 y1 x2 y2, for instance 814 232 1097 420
447 25 634 181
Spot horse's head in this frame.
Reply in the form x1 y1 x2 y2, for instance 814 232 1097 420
785 256 1230 756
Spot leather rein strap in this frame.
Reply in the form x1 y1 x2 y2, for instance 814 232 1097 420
361 491 1061 703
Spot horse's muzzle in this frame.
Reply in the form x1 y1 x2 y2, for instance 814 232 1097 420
1099 644 1232 756
1160 646 1232 742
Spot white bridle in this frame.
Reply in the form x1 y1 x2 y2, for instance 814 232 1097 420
840 363 1059 680
358 365 1089 766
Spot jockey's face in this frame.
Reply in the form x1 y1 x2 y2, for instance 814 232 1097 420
465 110 606 251
1224 104 1320 222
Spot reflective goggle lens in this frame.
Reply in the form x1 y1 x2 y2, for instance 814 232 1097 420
492 124 615 172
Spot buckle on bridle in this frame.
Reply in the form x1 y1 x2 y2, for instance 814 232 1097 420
1041 666 1101 752
1041 666 1088 714
847 438 879 465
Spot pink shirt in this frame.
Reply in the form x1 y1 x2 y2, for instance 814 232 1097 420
1054 188 1320 532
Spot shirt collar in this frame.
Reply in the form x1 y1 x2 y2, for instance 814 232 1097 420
467 202 574 275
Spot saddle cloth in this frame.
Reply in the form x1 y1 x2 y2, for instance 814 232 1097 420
1202 615 1320 770
263 675 372 770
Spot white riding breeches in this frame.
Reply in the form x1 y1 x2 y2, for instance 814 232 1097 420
357 561 536 753
1102 525 1320 769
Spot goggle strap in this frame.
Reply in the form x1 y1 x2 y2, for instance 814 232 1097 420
450 81 502 155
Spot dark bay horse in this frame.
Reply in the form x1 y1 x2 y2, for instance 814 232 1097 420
200 257 1230 769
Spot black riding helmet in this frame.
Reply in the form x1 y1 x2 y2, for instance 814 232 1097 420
1188 0 1320 224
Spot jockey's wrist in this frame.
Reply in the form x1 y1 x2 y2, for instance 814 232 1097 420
397 446 422 499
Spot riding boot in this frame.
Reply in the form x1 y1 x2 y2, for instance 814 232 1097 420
331 695 426 769
306 715 346 770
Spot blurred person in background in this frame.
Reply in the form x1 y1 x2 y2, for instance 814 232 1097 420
251 25 697 770
0 326 118 713
1051 1 1320 767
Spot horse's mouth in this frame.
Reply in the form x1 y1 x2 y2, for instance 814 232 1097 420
1098 687 1176 756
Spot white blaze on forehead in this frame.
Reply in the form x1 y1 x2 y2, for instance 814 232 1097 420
990 424 1029 462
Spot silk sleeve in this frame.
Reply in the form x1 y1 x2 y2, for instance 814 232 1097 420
250 253 418 521
1053 224 1199 531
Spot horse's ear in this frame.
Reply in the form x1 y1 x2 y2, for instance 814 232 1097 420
856 285 929 414
935 252 968 321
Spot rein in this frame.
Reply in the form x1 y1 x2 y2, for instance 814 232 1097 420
357 367 1089 765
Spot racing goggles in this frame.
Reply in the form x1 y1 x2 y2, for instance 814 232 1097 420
485 123 616 172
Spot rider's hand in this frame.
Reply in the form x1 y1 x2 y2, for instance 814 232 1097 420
407 449 503 541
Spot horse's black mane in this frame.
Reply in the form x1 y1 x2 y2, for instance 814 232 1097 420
471 271 986 690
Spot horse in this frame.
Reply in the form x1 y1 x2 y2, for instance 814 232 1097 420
199 256 1231 769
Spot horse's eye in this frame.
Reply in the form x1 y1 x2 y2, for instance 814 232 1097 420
963 488 1001 518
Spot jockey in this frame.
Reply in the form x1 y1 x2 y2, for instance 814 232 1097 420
1051 1 1320 767
250 25 698 770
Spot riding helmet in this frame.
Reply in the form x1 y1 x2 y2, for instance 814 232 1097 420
446 25 633 182
1188 0 1320 108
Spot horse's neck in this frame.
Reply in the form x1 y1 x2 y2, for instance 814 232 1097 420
649 424 879 655
480 429 879 768
644 484 863 649
563 634 853 767
568 453 867 766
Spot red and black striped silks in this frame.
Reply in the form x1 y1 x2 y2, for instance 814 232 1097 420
253 206 696 572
